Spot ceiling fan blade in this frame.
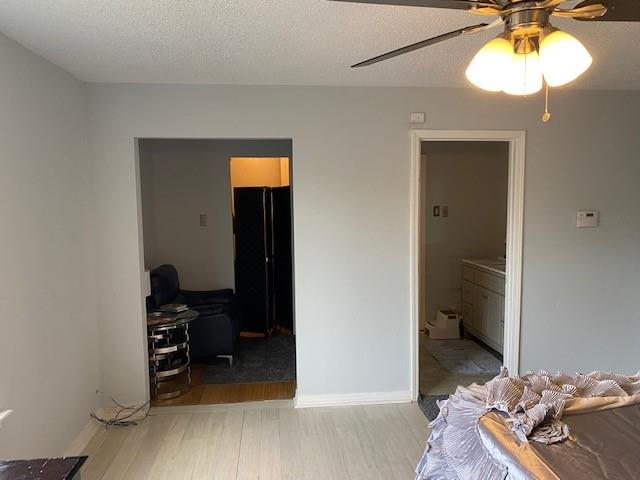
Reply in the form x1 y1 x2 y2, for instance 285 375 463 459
552 3 607 18
329 0 499 12
351 23 490 68
574 0 640 21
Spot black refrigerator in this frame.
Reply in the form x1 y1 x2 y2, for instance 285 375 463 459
233 186 293 335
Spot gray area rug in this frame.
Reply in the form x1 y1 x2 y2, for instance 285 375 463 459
418 394 449 421
424 338 501 375
202 335 296 384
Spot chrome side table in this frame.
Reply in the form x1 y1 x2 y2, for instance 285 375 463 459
147 309 199 400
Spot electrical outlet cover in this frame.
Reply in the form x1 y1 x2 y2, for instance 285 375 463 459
410 112 425 123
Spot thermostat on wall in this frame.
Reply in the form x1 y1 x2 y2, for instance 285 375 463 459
577 210 599 228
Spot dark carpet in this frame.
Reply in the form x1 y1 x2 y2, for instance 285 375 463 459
418 393 449 421
202 335 296 384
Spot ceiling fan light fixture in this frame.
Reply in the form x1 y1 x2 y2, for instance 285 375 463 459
502 49 543 96
465 37 513 92
539 29 593 87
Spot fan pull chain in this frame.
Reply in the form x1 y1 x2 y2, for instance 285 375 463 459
542 82 551 123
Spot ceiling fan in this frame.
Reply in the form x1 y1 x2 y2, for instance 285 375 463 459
332 0 638 101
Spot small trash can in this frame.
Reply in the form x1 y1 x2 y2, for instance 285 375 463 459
426 310 460 339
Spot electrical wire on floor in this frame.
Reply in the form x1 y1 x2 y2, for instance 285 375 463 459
90 390 151 428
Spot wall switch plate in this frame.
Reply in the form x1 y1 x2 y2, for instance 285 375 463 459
410 112 425 123
433 205 440 217
577 210 599 228
200 214 208 227
441 205 449 217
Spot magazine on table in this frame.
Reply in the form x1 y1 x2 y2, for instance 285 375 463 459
155 303 188 313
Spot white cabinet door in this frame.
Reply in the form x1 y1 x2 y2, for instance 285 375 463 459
462 262 505 353
485 289 503 346
472 286 488 333
474 286 503 346
499 297 505 347
462 302 473 328
462 280 474 304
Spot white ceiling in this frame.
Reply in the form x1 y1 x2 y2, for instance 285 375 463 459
0 0 638 89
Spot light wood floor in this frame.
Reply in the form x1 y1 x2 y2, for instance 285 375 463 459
151 364 296 407
82 401 429 480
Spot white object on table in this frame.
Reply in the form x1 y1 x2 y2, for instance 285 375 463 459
143 269 151 298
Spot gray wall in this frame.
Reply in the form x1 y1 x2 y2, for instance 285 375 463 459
420 141 509 324
139 139 291 290
0 33 98 458
2 30 637 458
88 84 640 404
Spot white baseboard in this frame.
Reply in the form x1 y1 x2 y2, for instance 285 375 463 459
65 416 101 456
294 390 411 408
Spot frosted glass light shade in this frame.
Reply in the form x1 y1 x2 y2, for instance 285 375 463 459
465 37 513 92
540 30 592 87
502 50 543 96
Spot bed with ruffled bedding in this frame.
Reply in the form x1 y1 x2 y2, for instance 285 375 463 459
416 367 640 480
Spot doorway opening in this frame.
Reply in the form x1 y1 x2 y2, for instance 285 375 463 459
138 139 296 407
230 156 294 335
409 130 525 420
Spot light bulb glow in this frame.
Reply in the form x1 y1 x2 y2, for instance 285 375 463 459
539 30 592 87
465 37 513 92
502 50 543 96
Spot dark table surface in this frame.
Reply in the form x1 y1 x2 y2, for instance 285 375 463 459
0 456 87 479
146 308 199 328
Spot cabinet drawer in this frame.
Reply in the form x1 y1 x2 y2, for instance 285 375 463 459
462 265 475 282
462 280 474 304
462 302 473 327
474 270 505 295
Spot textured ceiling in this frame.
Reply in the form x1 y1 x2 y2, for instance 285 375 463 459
0 0 638 89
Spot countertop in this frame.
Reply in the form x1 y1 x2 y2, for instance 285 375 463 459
462 258 506 277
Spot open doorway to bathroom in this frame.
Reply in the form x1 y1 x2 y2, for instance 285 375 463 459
138 139 296 407
417 140 509 420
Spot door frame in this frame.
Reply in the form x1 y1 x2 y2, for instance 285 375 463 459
409 130 526 401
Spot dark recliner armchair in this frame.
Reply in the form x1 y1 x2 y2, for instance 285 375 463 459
148 264 240 365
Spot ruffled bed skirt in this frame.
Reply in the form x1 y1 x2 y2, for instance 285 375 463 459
415 367 640 480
